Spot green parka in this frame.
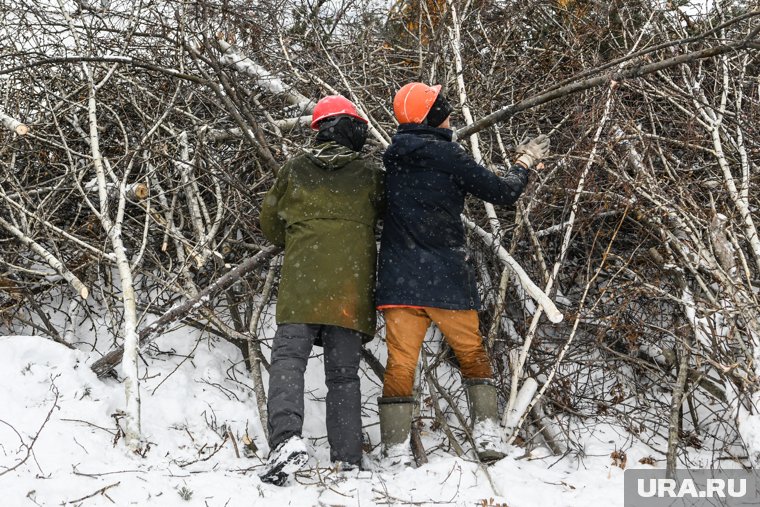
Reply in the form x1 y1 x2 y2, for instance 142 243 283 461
260 142 384 341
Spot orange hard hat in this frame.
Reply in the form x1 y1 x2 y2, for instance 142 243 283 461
393 82 442 124
310 95 367 130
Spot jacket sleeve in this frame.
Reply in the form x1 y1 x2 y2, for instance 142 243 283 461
259 163 291 248
448 143 529 205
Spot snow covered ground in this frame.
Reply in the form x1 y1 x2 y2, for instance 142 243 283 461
0 326 674 507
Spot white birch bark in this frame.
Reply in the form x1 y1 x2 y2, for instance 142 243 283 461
447 0 504 240
683 54 760 463
622 106 760 464
63 299 84 345
0 215 89 299
503 95 603 430
174 132 219 266
531 399 568 454
462 217 564 324
217 40 315 114
86 86 142 451
0 190 115 262
248 259 278 440
448 0 563 360
205 116 312 142
0 110 28 135
505 269 601 445
503 377 537 434
690 54 760 272
56 0 142 451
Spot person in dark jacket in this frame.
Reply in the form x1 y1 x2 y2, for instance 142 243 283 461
258 95 384 485
376 82 549 462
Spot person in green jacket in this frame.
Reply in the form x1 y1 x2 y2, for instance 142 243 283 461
258 95 384 486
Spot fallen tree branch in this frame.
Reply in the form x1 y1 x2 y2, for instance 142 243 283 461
462 216 563 323
361 347 386 381
531 399 568 455
217 40 314 114
63 482 121 505
0 111 28 135
90 245 279 378
506 210 627 445
0 215 89 299
538 10 760 98
420 351 464 458
205 118 311 142
667 334 690 478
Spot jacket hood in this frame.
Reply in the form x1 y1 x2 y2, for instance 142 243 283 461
305 141 360 170
389 124 454 157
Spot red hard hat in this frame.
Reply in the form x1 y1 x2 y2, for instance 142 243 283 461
393 82 441 124
310 95 367 130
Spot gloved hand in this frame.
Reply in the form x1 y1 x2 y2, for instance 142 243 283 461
515 134 550 168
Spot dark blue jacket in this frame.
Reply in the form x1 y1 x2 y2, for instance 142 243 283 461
376 124 529 310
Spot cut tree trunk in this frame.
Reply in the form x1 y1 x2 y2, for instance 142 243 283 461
0 111 28 135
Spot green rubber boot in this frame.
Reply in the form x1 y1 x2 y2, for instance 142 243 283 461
378 396 415 465
465 379 507 462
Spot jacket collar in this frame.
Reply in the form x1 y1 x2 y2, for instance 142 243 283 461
304 141 360 169
395 123 453 142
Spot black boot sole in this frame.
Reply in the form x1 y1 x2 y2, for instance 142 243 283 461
259 451 309 486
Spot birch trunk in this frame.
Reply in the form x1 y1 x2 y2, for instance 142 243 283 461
87 90 142 450
83 57 142 453
248 259 278 441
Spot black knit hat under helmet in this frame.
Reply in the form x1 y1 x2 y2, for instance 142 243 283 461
424 93 453 127
315 115 368 152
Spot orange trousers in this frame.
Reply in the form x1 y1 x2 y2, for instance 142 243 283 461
382 307 494 397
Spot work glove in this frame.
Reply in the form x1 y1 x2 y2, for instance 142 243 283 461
515 134 550 169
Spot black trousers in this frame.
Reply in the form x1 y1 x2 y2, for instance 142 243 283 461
266 324 363 464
